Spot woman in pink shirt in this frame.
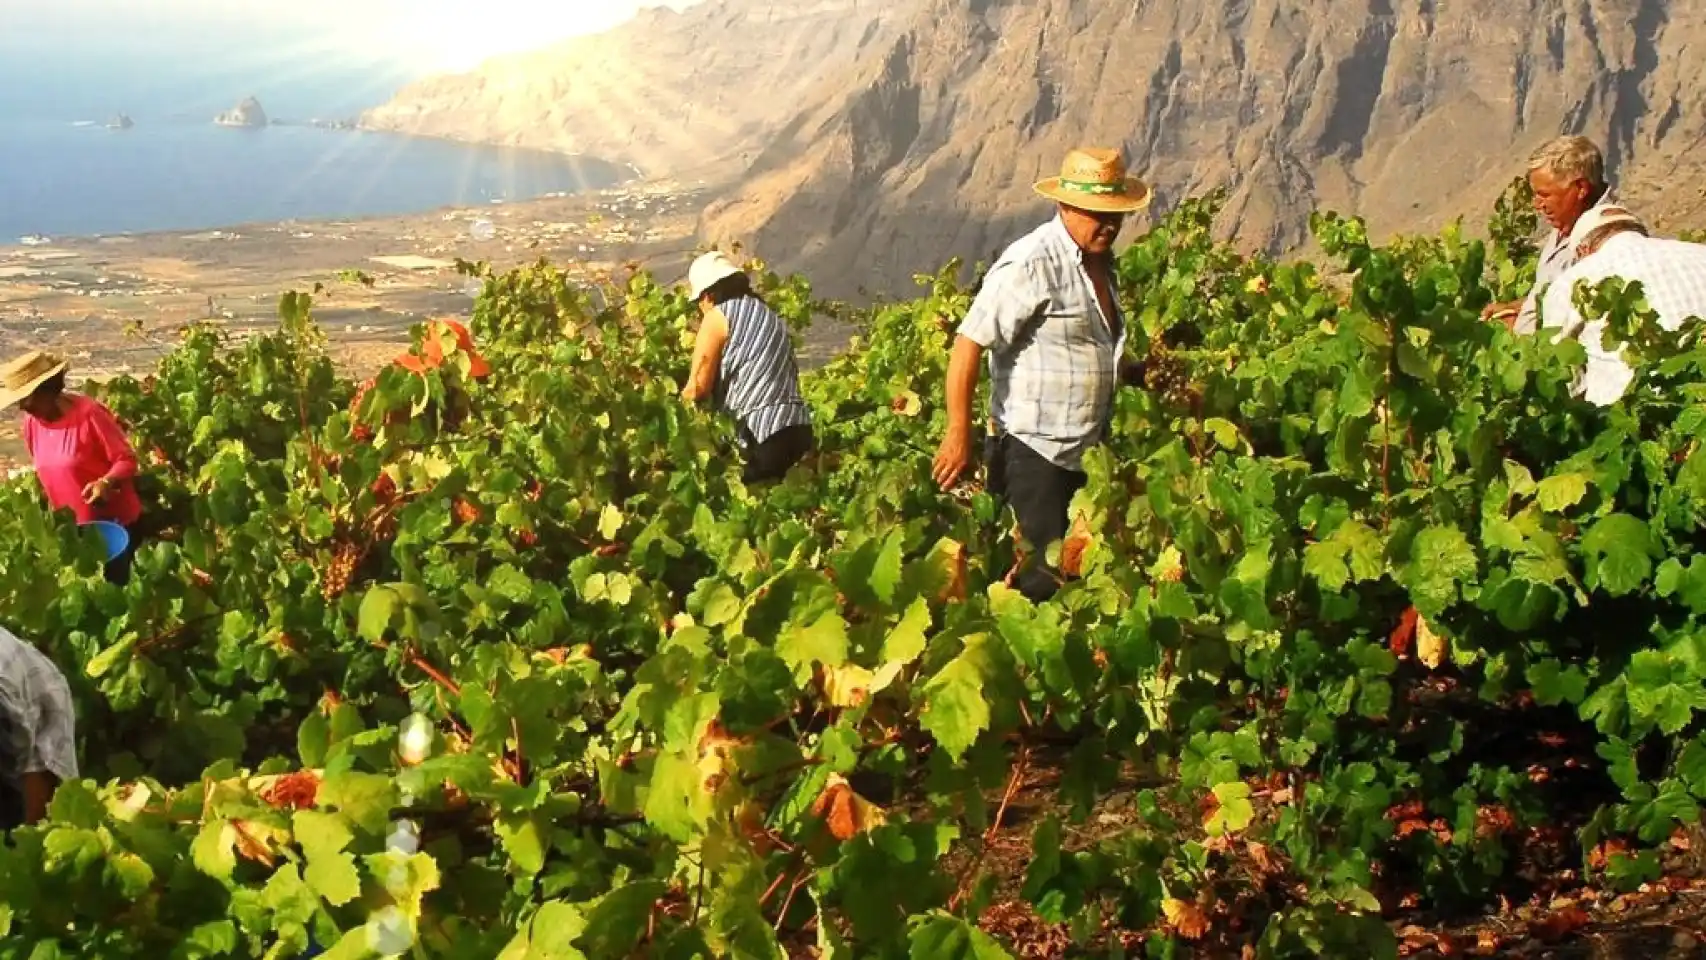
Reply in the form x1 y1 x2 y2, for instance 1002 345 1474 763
2 351 143 581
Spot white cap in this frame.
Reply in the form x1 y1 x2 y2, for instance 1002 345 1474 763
687 251 743 300
1568 204 1645 251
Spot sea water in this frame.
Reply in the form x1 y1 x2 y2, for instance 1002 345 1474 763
0 46 627 241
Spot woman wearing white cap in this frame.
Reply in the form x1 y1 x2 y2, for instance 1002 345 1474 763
679 251 814 482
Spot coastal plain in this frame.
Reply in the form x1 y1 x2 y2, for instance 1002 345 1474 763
0 178 714 465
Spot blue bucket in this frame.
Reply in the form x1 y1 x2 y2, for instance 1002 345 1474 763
84 520 130 561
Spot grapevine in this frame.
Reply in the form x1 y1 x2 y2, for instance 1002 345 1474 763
0 193 1703 959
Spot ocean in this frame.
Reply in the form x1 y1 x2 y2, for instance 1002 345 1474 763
0 47 628 241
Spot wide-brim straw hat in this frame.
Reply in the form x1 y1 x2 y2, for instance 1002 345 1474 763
0 350 68 409
1033 148 1152 214
687 251 744 300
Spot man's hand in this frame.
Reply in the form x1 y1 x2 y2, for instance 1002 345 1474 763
937 336 986 489
932 426 974 489
1481 300 1521 328
82 477 110 505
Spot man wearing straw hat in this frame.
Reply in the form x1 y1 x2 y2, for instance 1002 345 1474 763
932 147 1149 601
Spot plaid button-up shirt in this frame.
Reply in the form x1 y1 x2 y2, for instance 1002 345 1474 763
1 627 79 809
1540 232 1706 405
1514 188 1621 335
959 216 1126 472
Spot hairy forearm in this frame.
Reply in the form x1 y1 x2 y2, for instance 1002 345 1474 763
944 336 983 436
23 771 55 824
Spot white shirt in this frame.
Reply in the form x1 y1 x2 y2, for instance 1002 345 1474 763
958 217 1126 471
0 627 79 796
1539 232 1706 405
1514 188 1620 335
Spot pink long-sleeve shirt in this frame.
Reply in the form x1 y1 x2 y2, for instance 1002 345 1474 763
21 394 142 526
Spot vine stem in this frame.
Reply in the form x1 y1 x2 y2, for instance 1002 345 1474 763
984 743 1031 847
406 649 462 697
947 742 1032 913
774 874 809 933
1381 315 1396 529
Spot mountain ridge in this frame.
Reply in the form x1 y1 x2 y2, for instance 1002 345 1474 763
364 0 1706 299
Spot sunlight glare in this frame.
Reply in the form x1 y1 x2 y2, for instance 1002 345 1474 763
344 0 701 72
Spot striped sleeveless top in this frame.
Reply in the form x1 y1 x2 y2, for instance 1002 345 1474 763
714 295 811 447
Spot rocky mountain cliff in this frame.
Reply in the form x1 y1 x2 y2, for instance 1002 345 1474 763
360 0 918 180
366 0 1706 299
699 0 1705 298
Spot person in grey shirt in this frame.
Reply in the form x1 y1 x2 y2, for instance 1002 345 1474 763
1484 135 1622 333
932 147 1149 601
1 626 78 828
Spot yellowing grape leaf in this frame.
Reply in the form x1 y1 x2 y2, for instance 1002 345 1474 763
809 773 888 840
822 664 876 707
1416 614 1448 669
1161 897 1211 940
1204 782 1255 836
598 504 623 540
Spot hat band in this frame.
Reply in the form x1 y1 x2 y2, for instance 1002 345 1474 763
1058 177 1126 196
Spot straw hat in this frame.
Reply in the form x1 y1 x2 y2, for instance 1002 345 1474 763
687 251 744 300
0 351 68 409
1034 148 1152 214
1568 204 1646 253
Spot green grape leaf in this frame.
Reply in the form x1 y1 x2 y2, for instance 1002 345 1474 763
882 599 931 665
293 811 362 906
1582 513 1658 597
1302 520 1385 591
776 611 849 681
1536 472 1590 512
496 813 548 876
192 820 238 883
1403 525 1478 616
870 529 905 606
919 648 991 763
318 771 396 835
906 911 1014 959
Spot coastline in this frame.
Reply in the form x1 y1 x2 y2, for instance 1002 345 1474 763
0 174 714 465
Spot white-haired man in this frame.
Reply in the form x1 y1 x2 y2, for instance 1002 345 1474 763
1539 206 1706 405
1483 135 1623 333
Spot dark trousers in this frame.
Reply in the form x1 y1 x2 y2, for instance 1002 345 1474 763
742 423 815 484
104 527 138 586
985 434 1086 602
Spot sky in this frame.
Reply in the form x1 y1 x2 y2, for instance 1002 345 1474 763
0 0 701 73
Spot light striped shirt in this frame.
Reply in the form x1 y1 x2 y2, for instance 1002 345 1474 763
959 216 1126 471
1 627 79 810
714 296 811 448
1539 232 1706 405
1514 188 1621 335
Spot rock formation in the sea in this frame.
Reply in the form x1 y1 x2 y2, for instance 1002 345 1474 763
214 97 268 128
106 114 134 130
